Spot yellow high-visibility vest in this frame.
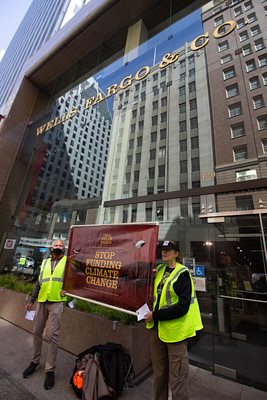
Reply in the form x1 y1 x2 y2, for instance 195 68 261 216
38 256 67 302
147 263 203 342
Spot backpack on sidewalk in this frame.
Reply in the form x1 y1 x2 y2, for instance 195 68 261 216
70 342 135 399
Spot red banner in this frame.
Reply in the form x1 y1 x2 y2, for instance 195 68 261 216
63 223 159 312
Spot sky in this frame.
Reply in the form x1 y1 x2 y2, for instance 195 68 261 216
0 0 32 59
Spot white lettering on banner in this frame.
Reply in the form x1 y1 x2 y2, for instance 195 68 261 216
19 237 53 247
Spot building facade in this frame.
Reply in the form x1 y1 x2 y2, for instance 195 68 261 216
0 0 266 391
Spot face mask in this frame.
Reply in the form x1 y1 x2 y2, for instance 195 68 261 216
52 248 63 256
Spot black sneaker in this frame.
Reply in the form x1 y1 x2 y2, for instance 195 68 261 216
23 362 39 378
44 371 54 390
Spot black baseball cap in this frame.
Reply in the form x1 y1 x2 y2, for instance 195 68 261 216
160 240 179 251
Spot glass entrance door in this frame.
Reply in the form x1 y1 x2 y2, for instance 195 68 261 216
210 213 267 389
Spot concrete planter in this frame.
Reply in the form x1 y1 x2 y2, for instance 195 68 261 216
0 288 151 375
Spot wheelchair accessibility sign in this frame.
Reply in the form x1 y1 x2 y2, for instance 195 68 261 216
194 266 205 277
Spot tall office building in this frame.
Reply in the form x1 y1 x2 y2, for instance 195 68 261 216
202 0 267 211
100 41 215 225
0 0 70 111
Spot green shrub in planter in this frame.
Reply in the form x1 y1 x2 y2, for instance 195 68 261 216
0 273 35 294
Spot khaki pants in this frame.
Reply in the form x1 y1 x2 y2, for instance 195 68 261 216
32 301 63 372
149 326 189 400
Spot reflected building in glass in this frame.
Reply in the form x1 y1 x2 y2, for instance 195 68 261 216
15 78 112 241
100 41 215 225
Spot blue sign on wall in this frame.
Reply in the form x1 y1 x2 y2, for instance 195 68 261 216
195 266 205 277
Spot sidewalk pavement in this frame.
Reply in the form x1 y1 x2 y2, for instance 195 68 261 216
0 317 266 400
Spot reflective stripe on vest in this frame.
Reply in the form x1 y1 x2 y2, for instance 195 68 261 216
147 263 203 342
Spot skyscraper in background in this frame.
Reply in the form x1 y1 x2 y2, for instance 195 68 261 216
0 0 91 113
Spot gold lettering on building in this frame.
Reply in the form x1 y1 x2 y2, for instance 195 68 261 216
36 20 237 136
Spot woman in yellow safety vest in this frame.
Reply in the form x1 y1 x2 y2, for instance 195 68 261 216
145 239 203 400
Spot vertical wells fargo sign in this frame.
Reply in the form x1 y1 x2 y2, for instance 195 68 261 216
63 223 159 313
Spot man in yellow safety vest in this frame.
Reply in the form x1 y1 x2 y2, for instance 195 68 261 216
22 239 67 390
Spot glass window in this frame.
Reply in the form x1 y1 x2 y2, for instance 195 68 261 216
179 103 186 114
224 66 236 79
179 86 185 96
160 128 166 139
246 59 256 71
236 195 254 210
148 167 155 179
180 160 187 173
161 97 167 107
229 102 242 117
159 147 166 157
239 31 248 42
156 206 163 221
127 155 132 165
189 82 196 93
125 173 130 184
151 132 157 142
261 139 267 153
161 112 167 122
263 72 267 86
242 44 252 56
180 140 187 152
221 54 233 64
237 18 245 29
152 115 158 126
153 100 158 110
253 95 264 109
136 153 141 164
147 187 153 195
259 54 267 67
257 115 267 130
134 171 139 182
254 39 265 52
226 84 239 98
234 145 248 161
215 15 224 26
231 122 245 138
137 136 143 146
190 99 197 110
251 25 261 37
153 86 159 96
190 118 198 129
129 139 134 149
191 158 200 172
191 136 199 149
145 208 152 222
218 41 229 52
150 149 156 160
234 6 242 16
158 165 165 177
247 13 256 23
236 169 257 182
249 76 260 90
244 1 253 11
180 120 186 132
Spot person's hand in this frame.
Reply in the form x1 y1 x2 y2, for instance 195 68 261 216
144 311 154 323
25 303 32 312
60 290 66 297
152 268 158 277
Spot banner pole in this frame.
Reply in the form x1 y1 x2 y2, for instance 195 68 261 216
66 292 137 316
